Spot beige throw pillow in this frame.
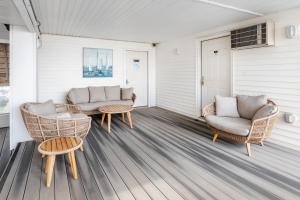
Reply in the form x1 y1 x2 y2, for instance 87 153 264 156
215 95 240 118
27 100 57 115
105 85 120 101
237 95 267 120
89 86 106 102
121 88 133 100
252 104 277 122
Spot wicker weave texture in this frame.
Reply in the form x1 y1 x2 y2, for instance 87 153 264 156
20 103 92 142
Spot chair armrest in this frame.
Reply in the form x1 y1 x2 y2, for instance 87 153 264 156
202 102 215 117
132 93 137 103
248 111 279 140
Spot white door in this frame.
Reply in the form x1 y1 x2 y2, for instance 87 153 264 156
126 51 148 107
202 36 231 108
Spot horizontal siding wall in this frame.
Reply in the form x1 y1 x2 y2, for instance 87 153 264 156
37 34 156 105
156 8 300 151
156 37 200 117
233 16 300 151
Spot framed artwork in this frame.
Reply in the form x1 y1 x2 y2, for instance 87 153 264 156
83 48 113 78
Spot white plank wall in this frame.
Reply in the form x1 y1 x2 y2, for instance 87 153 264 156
232 19 300 150
156 37 199 117
156 8 300 151
37 34 156 105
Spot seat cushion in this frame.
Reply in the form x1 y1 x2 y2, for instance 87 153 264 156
215 95 240 117
105 86 120 101
77 100 133 111
68 88 89 104
252 104 277 122
205 115 251 136
26 100 57 115
121 87 133 100
89 86 106 102
45 112 71 119
237 95 267 120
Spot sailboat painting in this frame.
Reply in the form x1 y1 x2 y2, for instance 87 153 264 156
83 48 113 78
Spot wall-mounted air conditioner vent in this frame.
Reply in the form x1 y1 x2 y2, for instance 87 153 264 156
231 22 275 49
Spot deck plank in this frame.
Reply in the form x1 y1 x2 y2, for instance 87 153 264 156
6 142 35 200
1 107 300 200
23 144 43 200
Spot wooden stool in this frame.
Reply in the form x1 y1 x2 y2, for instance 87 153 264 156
38 136 83 187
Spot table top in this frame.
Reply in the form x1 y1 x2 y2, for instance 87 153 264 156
98 104 133 114
38 136 82 155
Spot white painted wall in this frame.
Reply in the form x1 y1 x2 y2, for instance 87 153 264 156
156 7 300 151
37 34 156 106
10 25 37 149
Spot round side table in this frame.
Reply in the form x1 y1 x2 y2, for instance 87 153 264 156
38 136 83 187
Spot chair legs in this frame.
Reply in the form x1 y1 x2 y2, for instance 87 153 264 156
246 143 251 156
212 133 218 143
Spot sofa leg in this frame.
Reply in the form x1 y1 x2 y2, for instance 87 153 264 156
260 141 264 146
246 143 251 156
212 133 218 143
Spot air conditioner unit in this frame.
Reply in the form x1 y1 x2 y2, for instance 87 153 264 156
231 22 275 50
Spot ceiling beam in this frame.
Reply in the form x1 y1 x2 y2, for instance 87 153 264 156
194 0 263 16
12 0 41 37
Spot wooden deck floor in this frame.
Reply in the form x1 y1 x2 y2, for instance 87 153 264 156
0 128 10 178
1 107 300 200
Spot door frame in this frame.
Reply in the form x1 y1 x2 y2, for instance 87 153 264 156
195 31 233 116
124 50 149 107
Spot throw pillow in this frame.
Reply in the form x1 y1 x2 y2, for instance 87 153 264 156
89 86 106 102
27 100 57 115
105 85 121 101
121 88 133 100
68 88 89 104
237 95 267 120
215 95 240 117
252 104 277 121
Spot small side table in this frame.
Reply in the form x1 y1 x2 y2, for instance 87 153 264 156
38 136 83 187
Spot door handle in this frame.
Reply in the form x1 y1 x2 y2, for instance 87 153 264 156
126 79 129 85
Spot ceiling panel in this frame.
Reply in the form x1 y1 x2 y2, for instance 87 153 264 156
0 0 24 25
30 0 300 43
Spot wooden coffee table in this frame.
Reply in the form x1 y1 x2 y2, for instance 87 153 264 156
98 104 133 133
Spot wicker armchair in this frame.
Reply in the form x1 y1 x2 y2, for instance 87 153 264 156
203 100 279 156
20 103 92 144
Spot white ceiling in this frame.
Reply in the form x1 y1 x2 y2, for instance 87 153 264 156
0 0 24 25
27 0 300 43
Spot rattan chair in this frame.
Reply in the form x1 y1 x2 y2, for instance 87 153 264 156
20 103 92 147
203 100 279 156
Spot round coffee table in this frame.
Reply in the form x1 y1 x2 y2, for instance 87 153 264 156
98 104 133 133
38 136 82 187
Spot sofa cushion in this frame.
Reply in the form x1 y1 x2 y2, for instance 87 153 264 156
78 100 133 111
252 104 277 122
215 95 239 117
89 86 106 102
121 88 133 100
237 95 267 120
105 86 120 101
45 112 71 119
27 100 57 115
68 88 89 104
205 115 251 136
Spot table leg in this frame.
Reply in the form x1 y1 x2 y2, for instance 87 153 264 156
101 113 106 127
107 113 111 133
46 155 55 187
69 151 78 179
122 113 125 122
127 112 133 128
